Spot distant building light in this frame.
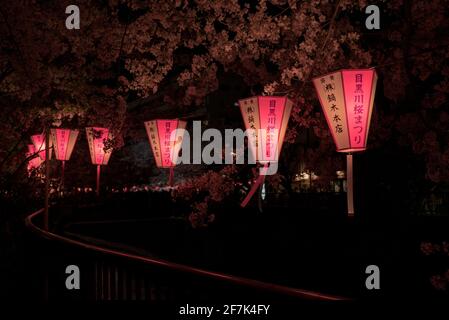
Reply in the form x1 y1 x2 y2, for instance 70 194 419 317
336 170 345 179
299 172 310 180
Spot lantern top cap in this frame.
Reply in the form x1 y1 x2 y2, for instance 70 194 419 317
237 95 292 104
85 127 112 138
145 118 185 122
51 127 79 131
312 68 377 82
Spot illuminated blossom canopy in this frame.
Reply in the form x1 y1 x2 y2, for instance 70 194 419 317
0 0 447 187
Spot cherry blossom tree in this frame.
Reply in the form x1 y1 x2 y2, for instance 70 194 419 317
0 0 448 209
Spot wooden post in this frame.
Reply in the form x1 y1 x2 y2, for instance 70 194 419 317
61 160 65 191
346 153 354 217
44 129 50 231
96 164 101 196
168 167 174 187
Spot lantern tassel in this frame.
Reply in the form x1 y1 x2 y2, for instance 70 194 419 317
241 164 268 208
346 153 354 217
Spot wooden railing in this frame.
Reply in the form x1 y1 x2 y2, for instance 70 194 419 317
25 208 349 302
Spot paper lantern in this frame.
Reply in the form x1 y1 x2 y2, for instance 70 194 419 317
238 96 293 163
31 133 52 160
144 119 187 186
50 129 79 161
50 128 79 188
313 68 378 216
313 69 377 152
26 144 43 175
85 127 113 195
86 127 113 165
237 96 293 207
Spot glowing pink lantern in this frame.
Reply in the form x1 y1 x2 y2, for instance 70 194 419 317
313 68 378 216
31 134 52 160
50 128 79 187
26 144 43 175
50 129 79 161
238 96 293 207
86 127 113 196
144 119 187 186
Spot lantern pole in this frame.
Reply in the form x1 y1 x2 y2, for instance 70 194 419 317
61 160 65 192
346 153 354 217
257 178 267 213
309 169 313 191
241 163 268 208
96 164 101 196
44 129 50 231
168 167 174 187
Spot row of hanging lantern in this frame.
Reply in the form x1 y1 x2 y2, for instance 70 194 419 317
29 128 110 196
236 68 378 215
27 68 377 216
28 123 184 196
